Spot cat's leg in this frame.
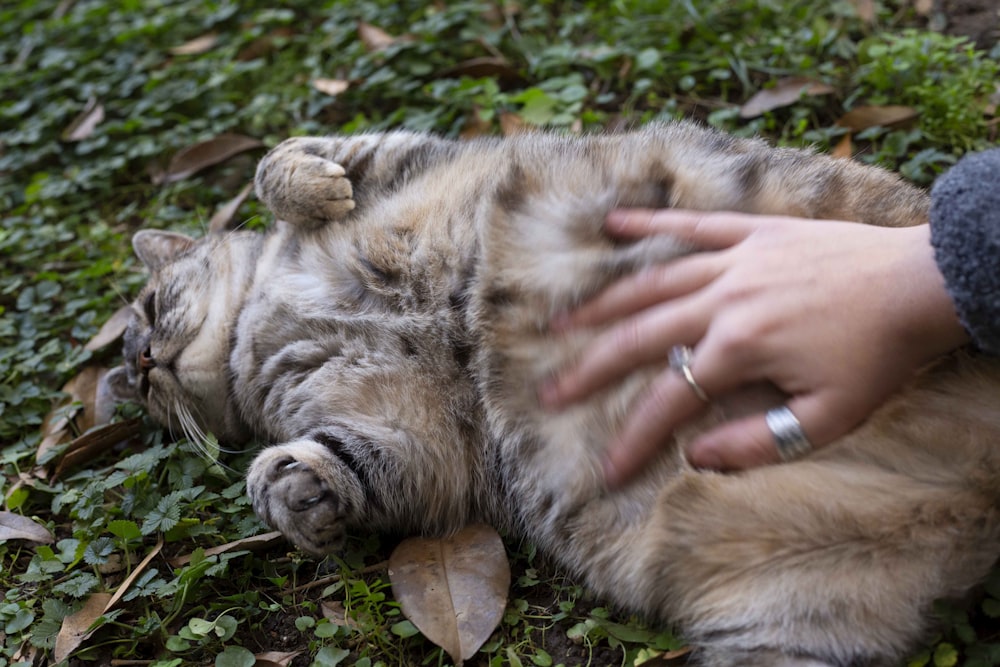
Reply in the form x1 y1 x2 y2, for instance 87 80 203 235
254 132 459 228
246 438 365 555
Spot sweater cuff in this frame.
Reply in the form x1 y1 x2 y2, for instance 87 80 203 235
929 148 1000 355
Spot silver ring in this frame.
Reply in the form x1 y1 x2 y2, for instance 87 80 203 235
765 406 813 461
668 345 709 402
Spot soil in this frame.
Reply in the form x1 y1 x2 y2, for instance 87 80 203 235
937 0 1000 48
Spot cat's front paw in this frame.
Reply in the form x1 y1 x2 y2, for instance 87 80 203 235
255 138 355 227
247 440 362 555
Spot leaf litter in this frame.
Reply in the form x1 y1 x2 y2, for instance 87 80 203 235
389 523 510 666
157 133 264 185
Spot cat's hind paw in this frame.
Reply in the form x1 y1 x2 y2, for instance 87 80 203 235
255 139 355 227
247 440 361 555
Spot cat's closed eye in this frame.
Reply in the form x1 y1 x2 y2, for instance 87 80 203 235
142 290 157 325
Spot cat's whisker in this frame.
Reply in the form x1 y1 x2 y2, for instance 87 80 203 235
174 402 243 474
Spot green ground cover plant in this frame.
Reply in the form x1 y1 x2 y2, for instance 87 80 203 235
2 1 998 665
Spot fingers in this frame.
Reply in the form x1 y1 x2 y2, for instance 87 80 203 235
555 253 722 331
684 392 867 471
540 296 710 408
602 366 710 487
606 208 767 247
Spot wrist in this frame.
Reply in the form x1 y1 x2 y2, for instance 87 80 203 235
892 224 969 360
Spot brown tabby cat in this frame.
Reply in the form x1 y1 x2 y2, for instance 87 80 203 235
107 122 1000 667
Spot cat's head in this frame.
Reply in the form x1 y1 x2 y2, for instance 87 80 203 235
106 230 257 444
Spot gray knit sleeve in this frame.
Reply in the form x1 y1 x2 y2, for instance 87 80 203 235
929 148 1000 355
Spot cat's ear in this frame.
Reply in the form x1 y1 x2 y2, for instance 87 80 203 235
132 230 195 271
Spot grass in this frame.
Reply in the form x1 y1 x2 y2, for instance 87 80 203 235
1 1 998 665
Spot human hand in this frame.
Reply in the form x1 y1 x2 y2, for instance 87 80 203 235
538 209 968 485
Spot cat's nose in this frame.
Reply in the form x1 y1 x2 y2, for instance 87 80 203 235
138 347 156 373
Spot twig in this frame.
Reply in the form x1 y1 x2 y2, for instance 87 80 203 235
285 560 388 595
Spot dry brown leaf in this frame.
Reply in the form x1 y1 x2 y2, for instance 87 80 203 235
159 133 264 185
85 305 132 352
37 410 75 465
209 181 255 233
168 530 283 567
105 537 163 611
320 600 364 631
43 541 160 661
850 0 876 22
499 112 530 136
832 132 854 159
439 57 519 81
169 32 218 55
460 108 492 139
62 97 105 142
836 105 919 132
739 77 835 118
0 511 55 544
11 643 37 664
389 523 510 666
37 366 111 464
54 592 113 662
237 27 295 61
358 22 397 52
311 78 350 97
54 418 143 478
254 651 302 667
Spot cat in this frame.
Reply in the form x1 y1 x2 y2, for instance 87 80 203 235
107 121 1000 667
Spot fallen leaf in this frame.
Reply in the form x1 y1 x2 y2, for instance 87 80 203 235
11 643 37 665
832 132 854 159
53 418 143 478
62 97 105 142
439 57 520 81
460 108 493 139
168 531 283 567
320 600 364 631
499 112 530 136
254 651 302 667
739 77 835 118
104 537 163 611
237 27 295 61
37 410 75 465
0 511 54 544
851 0 876 22
85 305 132 352
389 524 510 666
54 592 113 663
169 32 218 55
49 541 164 661
836 105 919 132
37 366 112 464
358 22 397 52
209 182 255 233
914 0 933 16
159 133 264 185
311 78 350 97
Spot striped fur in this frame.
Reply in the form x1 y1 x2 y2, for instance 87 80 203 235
111 122 1000 666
